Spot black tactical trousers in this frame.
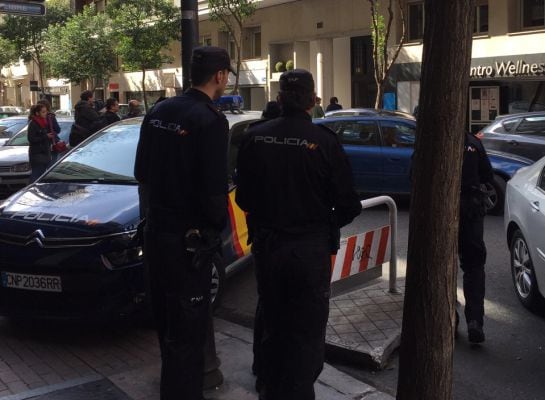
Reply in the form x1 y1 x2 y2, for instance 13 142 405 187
253 231 331 400
459 213 486 326
144 222 212 400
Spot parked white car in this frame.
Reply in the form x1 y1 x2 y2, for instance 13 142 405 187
504 155 545 310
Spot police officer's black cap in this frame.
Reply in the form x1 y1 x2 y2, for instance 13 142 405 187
279 69 315 92
192 46 237 75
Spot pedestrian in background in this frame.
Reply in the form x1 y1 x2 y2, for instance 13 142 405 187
134 46 234 400
93 98 121 132
27 104 54 182
325 96 342 112
70 90 99 147
458 131 493 343
37 98 61 165
236 69 361 400
123 99 142 119
311 96 325 118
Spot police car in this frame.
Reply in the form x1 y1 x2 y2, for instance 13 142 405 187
0 112 261 320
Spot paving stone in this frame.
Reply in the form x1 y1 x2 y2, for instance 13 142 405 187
353 322 378 332
329 308 344 317
352 298 375 306
361 330 386 341
365 312 392 321
346 314 371 324
328 315 350 326
372 296 395 305
379 303 401 312
334 299 356 308
360 304 382 313
333 324 357 334
373 320 398 330
339 306 363 316
337 333 364 344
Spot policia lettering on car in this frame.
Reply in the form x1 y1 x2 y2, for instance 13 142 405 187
253 135 319 150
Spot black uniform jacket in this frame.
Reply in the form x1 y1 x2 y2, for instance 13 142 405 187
235 109 361 232
134 89 229 232
461 133 493 194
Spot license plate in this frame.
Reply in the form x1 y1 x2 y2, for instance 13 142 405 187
1 271 62 293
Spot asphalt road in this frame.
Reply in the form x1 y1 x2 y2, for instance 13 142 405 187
216 199 545 400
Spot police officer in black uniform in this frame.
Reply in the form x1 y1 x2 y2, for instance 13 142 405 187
235 69 362 400
134 46 234 400
459 132 493 343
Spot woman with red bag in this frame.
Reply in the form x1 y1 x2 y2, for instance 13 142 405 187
37 99 64 165
27 104 55 183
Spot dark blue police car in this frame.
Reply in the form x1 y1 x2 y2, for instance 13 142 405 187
0 114 260 320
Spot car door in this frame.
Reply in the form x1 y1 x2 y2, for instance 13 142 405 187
378 119 416 194
526 165 545 281
321 119 383 193
510 115 545 161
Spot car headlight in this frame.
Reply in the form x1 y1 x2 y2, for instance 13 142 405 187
11 162 30 173
101 246 143 270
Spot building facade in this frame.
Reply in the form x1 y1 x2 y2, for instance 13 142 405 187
5 0 545 123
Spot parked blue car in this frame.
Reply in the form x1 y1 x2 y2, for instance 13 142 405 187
315 114 533 215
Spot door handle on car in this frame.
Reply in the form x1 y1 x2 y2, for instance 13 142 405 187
389 157 401 162
531 201 540 212
508 140 519 146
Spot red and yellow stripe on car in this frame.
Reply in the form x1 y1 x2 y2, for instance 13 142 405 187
227 190 251 258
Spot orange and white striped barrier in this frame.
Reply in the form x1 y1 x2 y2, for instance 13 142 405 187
331 226 391 283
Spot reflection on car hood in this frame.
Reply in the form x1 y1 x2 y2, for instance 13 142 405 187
0 183 140 238
0 146 28 165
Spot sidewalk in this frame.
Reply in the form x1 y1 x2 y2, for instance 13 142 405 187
1 319 393 400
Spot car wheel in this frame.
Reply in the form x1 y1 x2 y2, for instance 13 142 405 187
210 255 225 310
483 175 505 216
510 230 544 311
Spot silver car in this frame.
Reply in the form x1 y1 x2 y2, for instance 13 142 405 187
0 118 73 199
504 155 545 311
481 112 545 162
0 116 29 146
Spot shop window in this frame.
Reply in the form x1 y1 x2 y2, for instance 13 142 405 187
408 2 425 41
474 3 489 34
522 0 545 29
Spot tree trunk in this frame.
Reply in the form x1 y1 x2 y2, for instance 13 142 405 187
396 2 475 400
375 80 385 109
233 41 242 95
141 68 148 112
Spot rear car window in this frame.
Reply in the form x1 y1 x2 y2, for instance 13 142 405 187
501 119 519 132
516 116 545 136
540 166 545 191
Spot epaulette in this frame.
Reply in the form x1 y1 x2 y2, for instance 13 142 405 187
205 103 223 116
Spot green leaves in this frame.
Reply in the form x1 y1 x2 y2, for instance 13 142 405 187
43 5 116 85
106 0 180 72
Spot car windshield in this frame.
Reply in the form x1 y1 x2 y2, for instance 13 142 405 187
42 121 139 184
5 120 73 146
0 119 27 140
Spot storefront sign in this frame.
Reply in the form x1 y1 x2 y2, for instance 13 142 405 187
470 59 545 78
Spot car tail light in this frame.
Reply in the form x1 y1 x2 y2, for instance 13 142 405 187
101 246 143 270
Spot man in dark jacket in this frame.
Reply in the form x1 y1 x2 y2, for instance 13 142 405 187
70 90 99 146
325 96 342 112
458 132 493 343
122 99 142 119
92 98 121 132
134 46 233 400
236 69 361 400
